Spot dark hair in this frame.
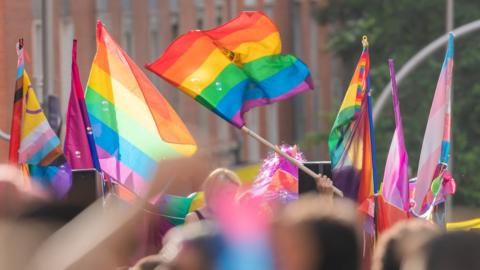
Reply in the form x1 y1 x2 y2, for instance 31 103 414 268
303 218 359 270
278 195 361 270
372 220 439 270
160 221 225 270
424 230 480 270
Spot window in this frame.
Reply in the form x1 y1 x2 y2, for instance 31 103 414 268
169 0 178 13
60 0 70 17
148 0 157 10
59 20 74 115
96 0 110 25
31 20 44 101
244 0 256 7
121 0 134 57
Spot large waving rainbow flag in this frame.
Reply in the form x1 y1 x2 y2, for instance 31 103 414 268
328 37 374 204
412 33 456 216
85 22 197 195
9 42 71 196
146 11 312 128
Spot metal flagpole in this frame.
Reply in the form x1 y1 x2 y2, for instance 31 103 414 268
445 0 454 223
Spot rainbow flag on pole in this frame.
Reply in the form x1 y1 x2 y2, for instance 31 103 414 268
328 37 375 204
85 22 197 195
8 41 25 164
10 42 71 196
146 11 312 128
412 33 456 216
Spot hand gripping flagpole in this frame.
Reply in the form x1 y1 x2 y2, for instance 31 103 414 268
241 126 344 197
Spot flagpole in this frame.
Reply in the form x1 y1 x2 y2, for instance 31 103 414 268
367 78 379 240
368 93 379 193
241 126 344 197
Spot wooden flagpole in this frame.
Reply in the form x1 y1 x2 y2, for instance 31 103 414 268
241 126 344 197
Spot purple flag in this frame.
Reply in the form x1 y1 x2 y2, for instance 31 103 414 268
382 59 409 211
64 40 101 170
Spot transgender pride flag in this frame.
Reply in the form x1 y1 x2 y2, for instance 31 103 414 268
412 33 455 215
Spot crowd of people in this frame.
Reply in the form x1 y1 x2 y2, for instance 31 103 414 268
0 163 479 270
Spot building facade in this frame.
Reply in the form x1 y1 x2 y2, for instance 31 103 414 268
0 0 336 167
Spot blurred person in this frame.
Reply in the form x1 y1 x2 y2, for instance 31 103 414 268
0 164 48 218
402 230 480 270
185 168 241 223
273 194 361 270
0 195 82 269
158 221 225 270
130 254 166 270
372 219 439 270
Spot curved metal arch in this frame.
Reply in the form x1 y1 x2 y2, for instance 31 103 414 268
372 20 480 124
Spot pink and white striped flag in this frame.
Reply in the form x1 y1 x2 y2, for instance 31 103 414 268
412 33 455 215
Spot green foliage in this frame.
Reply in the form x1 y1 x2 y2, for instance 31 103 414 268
311 0 480 206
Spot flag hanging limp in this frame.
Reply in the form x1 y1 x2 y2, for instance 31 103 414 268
64 39 101 171
377 59 410 233
10 41 71 197
328 37 374 205
85 22 197 195
412 33 456 216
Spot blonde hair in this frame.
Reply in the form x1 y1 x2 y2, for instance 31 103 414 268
202 168 241 201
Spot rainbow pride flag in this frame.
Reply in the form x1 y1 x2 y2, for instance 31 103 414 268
85 22 197 195
8 41 25 164
412 33 455 216
146 11 312 128
10 42 71 196
328 37 374 204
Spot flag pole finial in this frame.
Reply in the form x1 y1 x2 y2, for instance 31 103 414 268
362 35 368 48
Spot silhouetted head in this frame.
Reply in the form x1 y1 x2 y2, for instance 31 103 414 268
403 230 480 270
372 219 439 270
274 194 361 270
159 221 224 270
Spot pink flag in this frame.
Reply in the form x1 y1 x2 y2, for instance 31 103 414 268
412 33 454 215
377 59 410 233
382 59 409 211
64 40 100 170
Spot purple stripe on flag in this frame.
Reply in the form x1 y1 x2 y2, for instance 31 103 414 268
96 146 149 195
230 78 312 127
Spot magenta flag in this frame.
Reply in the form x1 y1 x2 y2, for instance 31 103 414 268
64 40 100 170
382 59 409 212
